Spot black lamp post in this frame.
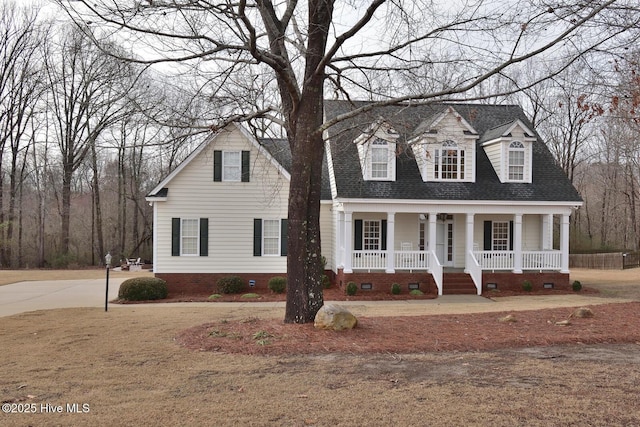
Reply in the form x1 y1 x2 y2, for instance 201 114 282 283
105 252 112 312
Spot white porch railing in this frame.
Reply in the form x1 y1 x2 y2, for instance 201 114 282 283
350 250 562 272
429 250 443 295
394 251 429 271
352 251 387 270
466 251 482 295
522 251 562 270
473 250 562 271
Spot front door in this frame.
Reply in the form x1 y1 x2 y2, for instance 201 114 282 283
436 216 454 266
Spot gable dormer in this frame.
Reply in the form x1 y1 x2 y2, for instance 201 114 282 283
481 119 536 183
353 118 399 181
409 106 478 182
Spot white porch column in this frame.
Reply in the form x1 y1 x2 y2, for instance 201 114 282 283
428 212 437 253
542 214 553 250
386 212 395 273
560 214 570 273
513 213 523 273
343 212 353 273
464 213 474 273
336 211 345 269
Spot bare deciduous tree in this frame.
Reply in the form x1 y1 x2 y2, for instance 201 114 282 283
56 0 640 322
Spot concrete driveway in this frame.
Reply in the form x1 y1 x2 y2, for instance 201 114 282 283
0 278 126 317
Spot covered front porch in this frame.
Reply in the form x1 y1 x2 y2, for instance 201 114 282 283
333 205 574 295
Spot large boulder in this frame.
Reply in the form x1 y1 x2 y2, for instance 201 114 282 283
314 304 358 331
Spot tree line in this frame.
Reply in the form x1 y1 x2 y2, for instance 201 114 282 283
1 0 638 286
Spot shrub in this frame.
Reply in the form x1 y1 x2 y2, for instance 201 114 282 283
267 276 287 294
391 283 401 295
242 293 260 299
572 280 582 292
321 274 331 289
522 280 533 292
216 275 246 294
346 281 357 296
208 294 222 300
118 277 168 301
410 289 424 296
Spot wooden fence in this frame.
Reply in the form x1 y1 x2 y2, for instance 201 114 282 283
569 252 640 270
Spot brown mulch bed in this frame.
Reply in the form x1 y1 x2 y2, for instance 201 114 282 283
139 285 594 304
175 301 640 356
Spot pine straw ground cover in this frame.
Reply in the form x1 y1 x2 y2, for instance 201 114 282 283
176 302 640 356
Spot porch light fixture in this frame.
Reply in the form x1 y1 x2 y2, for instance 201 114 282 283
408 283 420 290
360 283 373 290
486 283 498 290
543 283 554 289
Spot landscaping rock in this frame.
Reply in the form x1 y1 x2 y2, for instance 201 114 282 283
570 307 594 318
314 304 358 331
498 314 517 323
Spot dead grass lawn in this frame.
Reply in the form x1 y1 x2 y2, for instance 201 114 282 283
0 267 639 426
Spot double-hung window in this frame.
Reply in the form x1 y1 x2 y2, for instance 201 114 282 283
492 221 510 251
214 150 250 182
253 218 288 256
363 220 381 250
434 140 465 180
171 218 209 256
370 139 389 179
262 219 280 256
222 151 241 181
508 141 525 181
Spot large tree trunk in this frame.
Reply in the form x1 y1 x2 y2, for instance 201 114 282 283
285 103 325 323
282 0 333 323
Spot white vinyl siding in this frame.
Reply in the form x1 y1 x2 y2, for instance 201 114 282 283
153 126 290 274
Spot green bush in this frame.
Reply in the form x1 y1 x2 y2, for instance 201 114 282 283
410 289 424 296
522 280 533 292
216 276 246 294
572 280 582 292
321 274 331 289
118 277 168 301
346 281 357 296
391 283 401 295
268 276 287 294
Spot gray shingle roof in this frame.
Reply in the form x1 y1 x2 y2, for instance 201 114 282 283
324 100 582 203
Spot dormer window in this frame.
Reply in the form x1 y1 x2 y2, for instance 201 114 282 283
354 120 398 181
508 141 525 181
371 139 390 179
434 140 465 180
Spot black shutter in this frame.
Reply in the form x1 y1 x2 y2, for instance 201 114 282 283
483 221 492 250
241 151 250 182
213 150 222 182
280 219 288 256
354 219 363 250
199 218 208 256
509 221 514 251
381 220 387 250
171 218 180 256
253 219 262 256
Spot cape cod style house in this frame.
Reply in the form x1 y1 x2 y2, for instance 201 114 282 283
146 101 583 295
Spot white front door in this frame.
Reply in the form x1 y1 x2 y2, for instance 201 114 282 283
436 218 454 266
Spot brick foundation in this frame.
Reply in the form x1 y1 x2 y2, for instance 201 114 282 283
335 269 437 295
482 271 570 292
156 271 336 296
157 270 570 296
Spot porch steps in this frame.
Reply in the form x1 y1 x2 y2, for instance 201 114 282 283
443 273 477 295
